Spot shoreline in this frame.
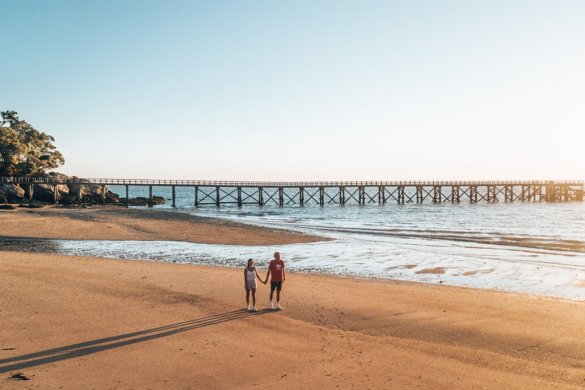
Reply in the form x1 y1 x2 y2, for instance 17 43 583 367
2 251 585 388
1 206 583 302
1 243 583 305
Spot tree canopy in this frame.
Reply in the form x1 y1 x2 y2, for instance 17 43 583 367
0 111 65 176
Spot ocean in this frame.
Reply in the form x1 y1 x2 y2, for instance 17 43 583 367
4 185 585 300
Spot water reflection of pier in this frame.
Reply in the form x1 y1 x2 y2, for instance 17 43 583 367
2 178 583 207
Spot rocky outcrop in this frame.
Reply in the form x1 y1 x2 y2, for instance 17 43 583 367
126 196 165 206
0 173 165 207
0 184 25 202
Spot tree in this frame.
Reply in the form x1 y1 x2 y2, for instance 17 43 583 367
0 111 65 176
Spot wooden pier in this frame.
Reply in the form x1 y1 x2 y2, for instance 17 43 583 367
2 178 583 207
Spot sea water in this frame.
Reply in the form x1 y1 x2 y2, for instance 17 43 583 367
2 185 584 300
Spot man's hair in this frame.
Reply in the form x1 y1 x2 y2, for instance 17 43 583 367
274 252 280 259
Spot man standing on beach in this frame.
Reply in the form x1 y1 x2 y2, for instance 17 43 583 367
264 251 285 310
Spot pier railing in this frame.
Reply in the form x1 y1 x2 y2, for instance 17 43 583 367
1 177 583 187
2 177 583 206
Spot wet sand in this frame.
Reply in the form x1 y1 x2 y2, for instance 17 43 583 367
0 207 322 245
1 208 585 388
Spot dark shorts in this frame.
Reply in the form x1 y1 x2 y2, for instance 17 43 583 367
270 281 283 291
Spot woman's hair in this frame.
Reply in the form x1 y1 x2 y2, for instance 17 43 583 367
247 258 254 266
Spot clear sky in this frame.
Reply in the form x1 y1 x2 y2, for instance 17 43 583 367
2 0 584 180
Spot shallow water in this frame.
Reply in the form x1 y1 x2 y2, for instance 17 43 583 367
3 185 585 300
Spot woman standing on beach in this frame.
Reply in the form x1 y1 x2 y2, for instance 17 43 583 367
244 259 262 311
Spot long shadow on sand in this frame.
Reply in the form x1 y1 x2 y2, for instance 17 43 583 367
0 309 272 374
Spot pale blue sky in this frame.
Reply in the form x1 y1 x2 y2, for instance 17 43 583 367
2 0 584 180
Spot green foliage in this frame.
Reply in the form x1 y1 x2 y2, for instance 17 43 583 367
0 111 65 176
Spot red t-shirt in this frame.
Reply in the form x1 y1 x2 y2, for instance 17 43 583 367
269 259 285 282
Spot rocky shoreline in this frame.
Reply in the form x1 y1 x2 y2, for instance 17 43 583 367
0 173 165 208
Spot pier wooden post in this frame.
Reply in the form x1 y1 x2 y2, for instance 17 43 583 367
125 185 129 208
379 186 385 204
319 187 325 206
470 186 477 203
258 187 264 206
299 187 305 206
148 185 153 208
451 186 458 203
486 186 497 203
398 186 405 204
172 186 176 208
433 186 439 204
215 186 220 207
237 187 242 206
358 187 364 205
28 184 34 202
278 187 284 206
194 186 199 206
339 187 345 205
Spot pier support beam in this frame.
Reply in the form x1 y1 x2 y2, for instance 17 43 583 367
237 187 242 206
505 186 512 202
125 185 129 208
27 184 34 203
258 187 264 206
433 186 440 204
319 187 325 206
278 187 284 206
215 186 220 207
470 186 477 203
172 186 176 208
339 187 345 205
299 187 304 206
148 185 153 207
397 186 405 204
194 186 199 206
415 186 422 204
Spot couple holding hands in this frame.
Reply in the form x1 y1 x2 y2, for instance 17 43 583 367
244 251 285 311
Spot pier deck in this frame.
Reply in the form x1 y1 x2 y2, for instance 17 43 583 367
2 178 583 207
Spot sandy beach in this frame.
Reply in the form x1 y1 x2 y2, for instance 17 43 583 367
1 209 585 389
0 207 321 245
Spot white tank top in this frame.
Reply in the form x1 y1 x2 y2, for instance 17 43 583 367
246 268 256 283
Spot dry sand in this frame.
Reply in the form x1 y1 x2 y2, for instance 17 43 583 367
1 209 585 389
